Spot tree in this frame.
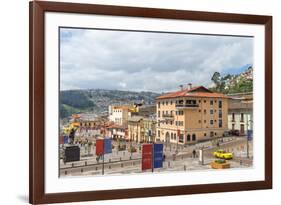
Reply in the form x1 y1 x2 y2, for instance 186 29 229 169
211 72 222 92
211 72 221 85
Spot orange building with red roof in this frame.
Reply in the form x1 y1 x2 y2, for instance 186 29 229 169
155 84 229 144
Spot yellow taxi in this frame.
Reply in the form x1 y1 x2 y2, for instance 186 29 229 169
213 149 233 159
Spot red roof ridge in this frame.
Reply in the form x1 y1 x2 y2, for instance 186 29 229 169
156 86 228 99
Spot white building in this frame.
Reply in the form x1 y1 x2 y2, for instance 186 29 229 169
228 93 253 135
108 105 131 126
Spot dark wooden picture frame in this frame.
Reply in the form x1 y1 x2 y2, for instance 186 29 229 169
29 1 272 204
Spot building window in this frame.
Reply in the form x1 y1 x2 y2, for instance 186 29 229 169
219 100 222 108
210 109 214 114
241 113 244 122
210 100 213 105
158 102 160 108
204 120 206 123
192 134 196 141
198 120 201 123
204 100 206 103
158 111 160 118
210 120 214 125
187 134 191 141
219 119 222 128
162 111 165 116
170 121 172 125
219 110 222 118
210 131 214 137
158 130 160 137
170 101 173 105
199 100 201 103
204 133 207 137
162 101 164 105
232 113 235 121
199 109 201 112
204 109 207 114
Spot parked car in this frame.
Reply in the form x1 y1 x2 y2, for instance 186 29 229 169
229 129 240 136
222 131 229 137
213 149 233 159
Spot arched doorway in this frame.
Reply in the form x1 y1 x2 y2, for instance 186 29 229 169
192 134 196 141
186 134 191 142
165 132 170 143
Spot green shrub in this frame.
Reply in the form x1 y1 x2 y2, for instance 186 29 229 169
215 159 226 164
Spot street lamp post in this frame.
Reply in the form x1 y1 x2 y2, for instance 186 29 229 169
246 103 253 159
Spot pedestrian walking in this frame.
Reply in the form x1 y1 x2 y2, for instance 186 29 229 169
163 154 166 161
192 149 196 158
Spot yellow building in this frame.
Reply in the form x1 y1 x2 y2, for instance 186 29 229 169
156 85 229 144
128 116 156 143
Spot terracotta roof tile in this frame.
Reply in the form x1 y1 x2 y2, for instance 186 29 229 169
156 86 228 99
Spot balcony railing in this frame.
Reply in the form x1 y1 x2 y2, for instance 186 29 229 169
162 114 174 118
176 104 199 108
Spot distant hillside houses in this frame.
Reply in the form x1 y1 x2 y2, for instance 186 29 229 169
210 66 253 94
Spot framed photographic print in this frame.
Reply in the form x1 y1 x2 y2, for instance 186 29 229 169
29 1 272 204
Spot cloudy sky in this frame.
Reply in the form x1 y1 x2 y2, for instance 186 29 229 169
60 28 253 93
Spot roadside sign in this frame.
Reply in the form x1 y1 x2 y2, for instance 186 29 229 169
247 130 253 141
142 144 153 170
199 149 203 162
96 139 104 156
153 143 163 168
64 145 80 162
104 138 112 154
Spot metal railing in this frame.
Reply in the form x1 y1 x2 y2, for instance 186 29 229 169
176 104 199 108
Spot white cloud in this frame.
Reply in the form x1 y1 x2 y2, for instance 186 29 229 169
60 28 253 92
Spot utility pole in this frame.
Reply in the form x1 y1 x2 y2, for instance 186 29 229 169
152 142 154 173
246 103 252 159
102 153 105 175
102 122 106 175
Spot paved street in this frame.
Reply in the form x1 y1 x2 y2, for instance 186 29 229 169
60 136 253 177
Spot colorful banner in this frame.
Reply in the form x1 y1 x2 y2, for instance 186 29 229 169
153 143 163 168
177 129 180 137
104 138 112 154
59 136 64 145
63 136 68 144
142 144 153 170
96 139 104 156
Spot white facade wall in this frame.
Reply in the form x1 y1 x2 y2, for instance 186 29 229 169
228 110 253 135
